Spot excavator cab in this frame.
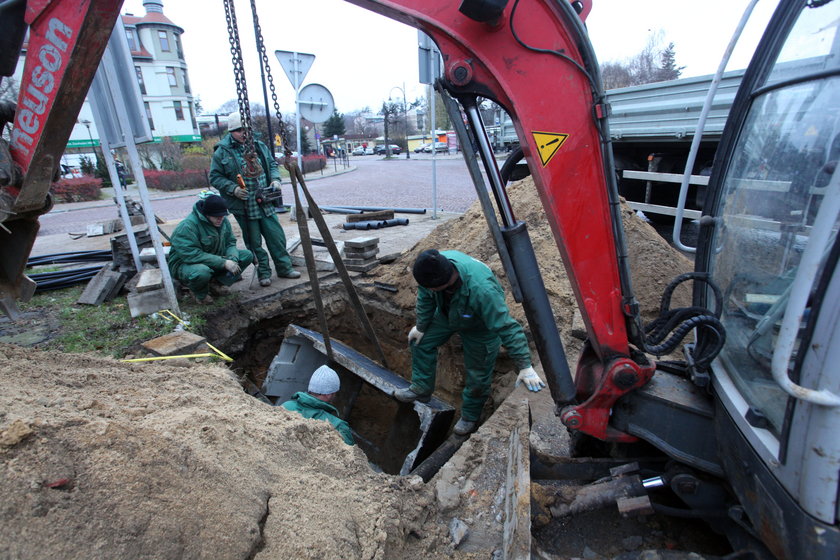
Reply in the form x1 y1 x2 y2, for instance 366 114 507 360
693 1 840 557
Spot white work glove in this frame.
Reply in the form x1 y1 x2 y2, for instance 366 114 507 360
234 186 248 200
407 326 424 346
269 180 282 191
515 366 546 392
223 260 241 275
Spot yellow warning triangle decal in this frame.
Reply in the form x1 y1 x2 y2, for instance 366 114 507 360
532 132 569 166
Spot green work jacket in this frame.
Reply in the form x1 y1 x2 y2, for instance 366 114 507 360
166 202 240 275
282 392 355 446
209 133 279 218
415 250 532 370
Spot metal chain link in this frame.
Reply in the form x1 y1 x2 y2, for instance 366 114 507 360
222 0 262 177
249 0 292 154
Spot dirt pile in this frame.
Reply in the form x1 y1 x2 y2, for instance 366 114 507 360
0 344 443 559
0 176 695 558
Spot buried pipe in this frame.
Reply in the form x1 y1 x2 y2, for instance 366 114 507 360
408 432 469 482
342 218 410 230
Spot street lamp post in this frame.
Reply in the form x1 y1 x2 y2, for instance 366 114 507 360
390 84 410 159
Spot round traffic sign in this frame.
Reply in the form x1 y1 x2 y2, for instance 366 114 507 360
298 83 334 124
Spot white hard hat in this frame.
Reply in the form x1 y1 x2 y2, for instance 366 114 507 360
227 112 242 132
308 365 340 395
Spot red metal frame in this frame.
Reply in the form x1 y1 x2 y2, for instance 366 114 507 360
10 0 123 212
1 0 122 316
350 0 646 440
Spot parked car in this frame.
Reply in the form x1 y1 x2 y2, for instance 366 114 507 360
351 146 365 156
414 143 431 153
364 147 374 155
424 141 449 153
373 144 402 155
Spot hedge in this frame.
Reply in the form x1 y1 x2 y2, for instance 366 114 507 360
143 169 208 191
278 154 326 174
50 177 102 203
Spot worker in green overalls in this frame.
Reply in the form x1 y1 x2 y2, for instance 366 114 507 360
394 249 546 435
282 365 355 446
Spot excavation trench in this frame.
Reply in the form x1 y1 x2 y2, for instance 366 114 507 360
208 279 522 476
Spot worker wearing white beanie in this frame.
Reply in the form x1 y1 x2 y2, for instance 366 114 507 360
281 365 355 445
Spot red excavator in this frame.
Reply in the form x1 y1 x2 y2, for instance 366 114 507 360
2 1 838 558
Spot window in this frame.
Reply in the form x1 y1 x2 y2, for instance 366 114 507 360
189 102 197 130
144 102 155 130
175 35 184 59
135 66 146 94
181 69 190 94
158 30 170 52
125 28 137 51
173 101 184 121
709 4 840 435
166 67 177 87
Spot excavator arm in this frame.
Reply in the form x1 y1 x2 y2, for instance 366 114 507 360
0 0 123 318
349 0 654 441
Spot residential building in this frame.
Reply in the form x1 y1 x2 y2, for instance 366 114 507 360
12 0 199 172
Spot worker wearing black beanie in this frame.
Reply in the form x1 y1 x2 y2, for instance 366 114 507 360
412 249 456 289
395 249 545 436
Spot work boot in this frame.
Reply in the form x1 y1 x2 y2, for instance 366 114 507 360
209 282 230 296
393 387 431 403
259 278 272 287
192 293 214 305
453 418 477 436
279 270 301 279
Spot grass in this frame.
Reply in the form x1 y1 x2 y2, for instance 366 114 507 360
17 284 233 358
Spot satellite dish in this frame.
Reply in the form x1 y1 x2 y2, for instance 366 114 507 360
298 83 334 124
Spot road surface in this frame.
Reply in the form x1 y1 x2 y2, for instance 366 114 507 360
37 154 484 237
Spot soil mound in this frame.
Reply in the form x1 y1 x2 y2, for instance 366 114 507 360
0 176 694 558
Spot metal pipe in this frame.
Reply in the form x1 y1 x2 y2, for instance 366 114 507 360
329 206 427 214
673 0 759 252
503 222 576 404
462 98 516 227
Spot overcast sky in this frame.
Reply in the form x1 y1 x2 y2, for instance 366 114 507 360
121 0 777 117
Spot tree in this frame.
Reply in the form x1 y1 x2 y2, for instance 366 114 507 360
600 31 684 89
323 110 346 138
379 101 402 155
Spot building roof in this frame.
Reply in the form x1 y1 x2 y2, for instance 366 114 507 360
121 12 183 33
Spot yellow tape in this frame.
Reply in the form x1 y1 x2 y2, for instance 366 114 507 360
136 310 234 362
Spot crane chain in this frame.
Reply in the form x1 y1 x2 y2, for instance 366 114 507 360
249 0 292 155
222 0 262 178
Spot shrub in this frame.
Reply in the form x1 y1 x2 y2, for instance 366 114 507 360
143 169 208 191
50 177 102 202
180 153 211 171
278 154 326 174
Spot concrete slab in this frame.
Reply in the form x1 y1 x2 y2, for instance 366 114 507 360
135 268 163 293
77 266 118 306
344 236 379 249
142 331 207 356
127 288 168 318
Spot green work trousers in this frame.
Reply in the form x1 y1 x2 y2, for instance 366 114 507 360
233 213 294 279
410 313 501 422
176 248 253 299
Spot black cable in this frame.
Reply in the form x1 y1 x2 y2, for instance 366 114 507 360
508 0 597 93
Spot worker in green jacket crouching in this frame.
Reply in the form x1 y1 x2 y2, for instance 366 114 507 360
282 365 355 446
167 194 253 304
394 249 546 436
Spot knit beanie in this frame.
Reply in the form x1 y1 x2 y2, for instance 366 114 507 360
201 194 228 217
308 365 340 395
412 249 454 289
227 112 242 132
